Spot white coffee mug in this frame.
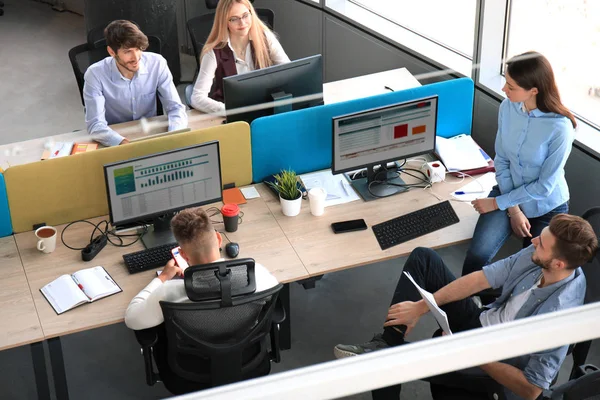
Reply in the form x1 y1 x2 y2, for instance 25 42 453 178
35 226 57 254
308 187 327 216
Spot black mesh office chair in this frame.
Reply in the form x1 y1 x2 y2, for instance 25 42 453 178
133 258 285 395
429 207 600 400
68 35 161 106
186 0 275 83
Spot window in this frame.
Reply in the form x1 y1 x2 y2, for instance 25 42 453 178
349 0 477 58
505 0 600 128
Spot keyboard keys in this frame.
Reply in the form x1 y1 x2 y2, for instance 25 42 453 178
123 243 179 274
372 200 459 250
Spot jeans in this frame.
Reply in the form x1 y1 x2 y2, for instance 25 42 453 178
461 186 569 276
372 247 483 400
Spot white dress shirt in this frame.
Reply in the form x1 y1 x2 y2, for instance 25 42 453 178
190 31 290 114
83 52 188 147
124 260 279 330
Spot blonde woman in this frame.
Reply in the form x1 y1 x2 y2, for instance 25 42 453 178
190 0 290 113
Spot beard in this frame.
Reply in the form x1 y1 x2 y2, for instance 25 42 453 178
532 254 552 270
115 54 140 74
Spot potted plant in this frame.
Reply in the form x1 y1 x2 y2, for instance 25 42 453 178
266 169 302 216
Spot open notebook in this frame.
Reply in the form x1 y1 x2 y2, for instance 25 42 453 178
40 266 122 315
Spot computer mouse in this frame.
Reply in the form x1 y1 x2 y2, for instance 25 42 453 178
225 242 240 258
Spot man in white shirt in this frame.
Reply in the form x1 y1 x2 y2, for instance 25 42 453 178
124 206 278 330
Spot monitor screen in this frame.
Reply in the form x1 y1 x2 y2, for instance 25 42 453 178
223 54 323 124
332 96 438 174
104 141 222 228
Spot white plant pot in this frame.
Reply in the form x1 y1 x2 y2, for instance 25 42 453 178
280 191 302 217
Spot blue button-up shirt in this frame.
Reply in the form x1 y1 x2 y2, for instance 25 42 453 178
482 245 586 394
83 52 188 146
494 99 573 217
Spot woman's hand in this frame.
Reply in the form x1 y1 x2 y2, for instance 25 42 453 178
509 208 532 238
471 198 499 214
383 300 428 336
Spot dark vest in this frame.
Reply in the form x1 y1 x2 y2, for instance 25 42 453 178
208 46 238 103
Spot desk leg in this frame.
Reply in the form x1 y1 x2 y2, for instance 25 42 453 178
298 274 324 290
280 283 291 350
48 337 70 400
30 342 51 400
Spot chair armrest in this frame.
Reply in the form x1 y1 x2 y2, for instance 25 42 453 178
269 296 286 363
133 328 160 386
272 295 286 325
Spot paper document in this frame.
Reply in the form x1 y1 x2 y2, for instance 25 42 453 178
403 271 452 335
435 135 489 171
240 186 260 199
450 172 497 202
299 170 361 207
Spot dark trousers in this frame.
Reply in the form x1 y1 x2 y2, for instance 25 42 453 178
373 247 484 400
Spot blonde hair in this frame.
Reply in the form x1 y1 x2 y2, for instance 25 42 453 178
201 0 273 70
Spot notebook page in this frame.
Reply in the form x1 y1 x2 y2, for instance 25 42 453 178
72 266 120 301
403 271 452 335
41 275 89 314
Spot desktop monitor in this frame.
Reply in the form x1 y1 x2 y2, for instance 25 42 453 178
104 141 222 248
223 54 323 124
331 96 438 201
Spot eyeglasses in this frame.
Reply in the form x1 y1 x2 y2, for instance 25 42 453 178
228 11 251 25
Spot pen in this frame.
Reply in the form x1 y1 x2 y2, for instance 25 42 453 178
454 190 485 195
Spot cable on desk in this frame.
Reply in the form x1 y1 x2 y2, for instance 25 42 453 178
61 219 147 251
366 167 431 198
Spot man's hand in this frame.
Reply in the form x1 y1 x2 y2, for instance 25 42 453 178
472 198 498 214
383 300 428 336
119 138 130 145
158 259 183 283
509 209 532 238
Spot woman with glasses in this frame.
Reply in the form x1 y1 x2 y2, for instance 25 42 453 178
190 0 290 113
462 51 576 277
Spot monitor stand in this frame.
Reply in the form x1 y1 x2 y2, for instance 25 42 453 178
348 164 407 202
141 212 177 249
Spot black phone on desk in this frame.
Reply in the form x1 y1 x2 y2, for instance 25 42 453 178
331 219 368 234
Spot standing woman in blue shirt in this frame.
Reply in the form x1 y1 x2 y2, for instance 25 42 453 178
462 51 576 276
190 0 290 114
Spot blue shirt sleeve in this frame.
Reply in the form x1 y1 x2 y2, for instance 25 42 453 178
83 67 126 147
523 345 568 389
495 120 573 210
155 57 188 131
494 101 514 200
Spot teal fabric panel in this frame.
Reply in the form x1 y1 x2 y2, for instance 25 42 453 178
0 174 12 237
251 77 474 182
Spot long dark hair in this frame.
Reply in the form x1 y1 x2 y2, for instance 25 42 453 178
506 51 576 128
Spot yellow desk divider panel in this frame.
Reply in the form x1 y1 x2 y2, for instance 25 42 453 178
5 122 252 233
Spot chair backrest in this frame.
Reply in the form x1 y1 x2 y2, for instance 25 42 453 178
567 207 600 378
158 258 282 386
186 8 275 80
68 35 162 106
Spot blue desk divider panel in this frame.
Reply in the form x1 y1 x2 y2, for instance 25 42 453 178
0 174 12 237
251 77 474 182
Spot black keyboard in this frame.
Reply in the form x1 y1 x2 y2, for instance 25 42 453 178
372 200 459 250
123 243 179 274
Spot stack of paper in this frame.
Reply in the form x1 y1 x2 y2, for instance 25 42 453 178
435 134 489 171
299 170 361 207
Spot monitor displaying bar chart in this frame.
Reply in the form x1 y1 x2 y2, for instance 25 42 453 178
104 141 222 227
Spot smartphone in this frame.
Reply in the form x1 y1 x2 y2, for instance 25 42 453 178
171 246 189 270
331 219 368 234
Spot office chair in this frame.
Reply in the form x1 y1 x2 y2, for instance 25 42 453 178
68 35 161 106
428 206 600 400
186 0 275 84
133 259 285 395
